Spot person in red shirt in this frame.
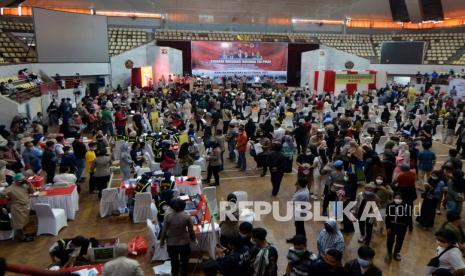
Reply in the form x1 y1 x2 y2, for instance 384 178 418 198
114 106 127 136
236 126 248 171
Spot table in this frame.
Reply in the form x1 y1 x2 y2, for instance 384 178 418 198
31 185 79 220
174 176 202 196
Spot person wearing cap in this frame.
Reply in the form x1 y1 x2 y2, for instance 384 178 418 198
355 183 379 246
285 234 316 276
1 173 34 242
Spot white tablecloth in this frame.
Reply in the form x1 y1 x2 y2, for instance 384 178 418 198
174 178 203 197
31 186 79 220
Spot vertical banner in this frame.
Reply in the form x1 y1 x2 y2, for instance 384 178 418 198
346 71 358 95
323 70 336 94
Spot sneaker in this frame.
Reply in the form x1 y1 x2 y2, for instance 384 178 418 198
393 253 401 261
358 237 365 243
311 195 319 200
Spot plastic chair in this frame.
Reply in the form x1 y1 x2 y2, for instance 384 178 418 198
35 203 67 236
203 186 217 216
146 219 169 261
133 193 157 224
232 191 248 202
187 165 202 179
99 188 123 218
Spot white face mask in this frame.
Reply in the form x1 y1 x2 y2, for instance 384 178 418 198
376 179 383 185
394 199 402 204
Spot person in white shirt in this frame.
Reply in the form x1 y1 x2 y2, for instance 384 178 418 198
53 166 77 185
426 229 465 275
272 122 285 143
259 98 268 111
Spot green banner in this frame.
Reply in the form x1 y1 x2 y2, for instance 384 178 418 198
335 74 375 84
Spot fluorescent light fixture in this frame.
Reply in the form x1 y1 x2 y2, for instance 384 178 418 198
96 10 162 18
291 18 344 24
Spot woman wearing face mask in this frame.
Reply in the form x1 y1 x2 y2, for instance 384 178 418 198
374 175 393 234
417 171 446 229
355 183 379 246
425 229 465 276
296 148 314 191
385 193 410 262
344 245 382 276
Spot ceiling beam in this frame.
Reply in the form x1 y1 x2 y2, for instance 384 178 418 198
404 0 423 22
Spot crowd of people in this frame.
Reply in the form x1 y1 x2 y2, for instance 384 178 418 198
1 73 465 275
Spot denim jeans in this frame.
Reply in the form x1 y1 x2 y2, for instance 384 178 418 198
228 142 236 161
75 158 85 181
237 151 246 170
447 200 463 216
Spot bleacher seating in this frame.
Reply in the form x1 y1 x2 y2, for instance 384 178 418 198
0 20 34 32
0 20 37 63
453 53 465 65
108 27 152 56
314 33 375 57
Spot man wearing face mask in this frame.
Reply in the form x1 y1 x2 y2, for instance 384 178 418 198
385 193 409 261
322 160 345 216
344 245 382 276
355 183 380 246
285 235 316 276
1 173 34 242
317 218 345 257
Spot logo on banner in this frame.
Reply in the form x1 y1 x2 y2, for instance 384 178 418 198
161 49 168 54
345 61 354 69
125 59 134 69
335 74 375 84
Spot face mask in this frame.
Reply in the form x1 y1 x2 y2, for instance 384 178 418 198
358 258 370 267
376 179 383 185
344 176 349 182
431 176 439 180
251 240 257 245
239 233 247 239
293 248 306 256
306 151 312 155
394 199 402 204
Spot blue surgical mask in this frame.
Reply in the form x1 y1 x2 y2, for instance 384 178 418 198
358 258 370 267
293 248 306 256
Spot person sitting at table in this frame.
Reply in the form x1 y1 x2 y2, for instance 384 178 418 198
1 173 34 242
0 160 13 186
49 235 93 267
53 166 77 186
60 146 77 174
130 142 145 167
160 198 197 276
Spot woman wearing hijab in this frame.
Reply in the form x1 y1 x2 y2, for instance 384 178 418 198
119 143 133 181
281 133 295 173
317 218 345 257
397 142 410 166
416 170 445 228
355 183 379 246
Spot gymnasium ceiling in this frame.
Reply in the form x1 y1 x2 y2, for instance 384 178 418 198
22 0 465 23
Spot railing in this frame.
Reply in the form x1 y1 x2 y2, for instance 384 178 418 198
13 81 59 103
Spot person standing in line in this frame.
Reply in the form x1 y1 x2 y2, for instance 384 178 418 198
85 143 97 193
119 143 133 181
91 149 112 199
160 198 197 276
344 246 382 276
236 126 248 171
385 193 409 262
1 173 34 242
249 228 278 276
417 142 436 191
72 133 87 183
288 178 310 239
267 143 286 196
205 142 222 186
42 140 57 184
214 129 226 171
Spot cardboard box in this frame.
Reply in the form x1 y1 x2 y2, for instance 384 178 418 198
89 238 120 262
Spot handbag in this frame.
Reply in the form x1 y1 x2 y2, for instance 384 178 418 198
427 246 455 268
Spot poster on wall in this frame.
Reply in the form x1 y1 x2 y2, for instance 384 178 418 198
191 41 288 83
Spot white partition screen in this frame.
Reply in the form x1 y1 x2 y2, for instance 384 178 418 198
33 8 109 63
